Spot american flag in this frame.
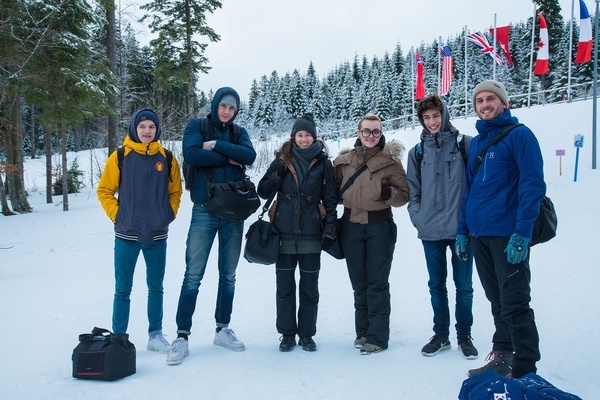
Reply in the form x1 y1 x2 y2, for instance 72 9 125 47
440 46 453 95
467 32 504 65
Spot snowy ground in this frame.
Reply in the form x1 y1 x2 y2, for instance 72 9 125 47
1 100 598 399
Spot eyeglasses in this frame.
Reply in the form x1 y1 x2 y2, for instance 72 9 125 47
359 128 382 138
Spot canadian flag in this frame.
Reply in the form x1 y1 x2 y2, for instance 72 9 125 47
534 13 549 75
575 0 593 64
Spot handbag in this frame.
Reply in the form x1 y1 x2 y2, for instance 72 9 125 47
206 169 260 220
531 196 557 246
72 327 136 381
324 165 369 260
243 170 286 264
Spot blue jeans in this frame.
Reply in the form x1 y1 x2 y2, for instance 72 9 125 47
422 239 474 339
176 204 243 334
113 238 167 335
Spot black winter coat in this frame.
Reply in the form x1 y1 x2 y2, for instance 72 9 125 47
258 145 338 245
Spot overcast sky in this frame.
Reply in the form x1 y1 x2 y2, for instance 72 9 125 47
126 0 578 100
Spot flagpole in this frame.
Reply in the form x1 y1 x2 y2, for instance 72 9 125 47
528 2 536 108
493 14 497 80
592 0 598 169
568 0 575 102
438 36 442 94
464 25 468 118
411 47 416 129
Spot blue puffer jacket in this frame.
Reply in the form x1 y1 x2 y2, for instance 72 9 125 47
183 87 257 205
457 109 545 240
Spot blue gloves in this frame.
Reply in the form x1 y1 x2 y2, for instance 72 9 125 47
505 234 529 264
455 235 469 261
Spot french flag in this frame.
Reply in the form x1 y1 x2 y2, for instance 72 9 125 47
575 0 593 64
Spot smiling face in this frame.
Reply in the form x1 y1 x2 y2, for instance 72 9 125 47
294 130 315 149
136 120 157 144
422 108 443 134
217 103 236 123
357 119 382 148
475 91 507 120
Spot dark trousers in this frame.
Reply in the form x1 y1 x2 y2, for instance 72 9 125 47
275 253 320 337
472 236 540 377
341 219 397 349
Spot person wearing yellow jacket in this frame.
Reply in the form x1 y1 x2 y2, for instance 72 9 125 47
97 109 182 354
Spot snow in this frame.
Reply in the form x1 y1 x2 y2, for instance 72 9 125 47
2 100 599 399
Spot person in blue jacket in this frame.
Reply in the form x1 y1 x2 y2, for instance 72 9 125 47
456 80 546 379
167 87 257 365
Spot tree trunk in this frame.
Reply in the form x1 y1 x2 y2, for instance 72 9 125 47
106 0 118 155
61 118 68 211
45 123 52 204
0 172 15 216
30 107 36 159
6 95 31 213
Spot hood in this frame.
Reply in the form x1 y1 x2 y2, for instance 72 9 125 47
210 87 241 128
418 98 451 135
128 109 161 143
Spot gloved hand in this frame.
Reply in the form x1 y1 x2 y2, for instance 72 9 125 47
455 234 469 261
275 159 287 177
504 233 529 264
380 179 392 201
322 236 334 251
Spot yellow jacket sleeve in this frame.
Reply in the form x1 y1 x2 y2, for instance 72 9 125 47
96 151 120 223
168 154 183 217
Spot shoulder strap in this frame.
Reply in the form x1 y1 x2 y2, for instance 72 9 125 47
473 123 523 174
117 147 125 185
259 170 287 219
339 165 368 197
456 133 467 162
165 149 173 182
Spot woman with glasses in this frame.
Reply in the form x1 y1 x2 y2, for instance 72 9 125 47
333 114 409 355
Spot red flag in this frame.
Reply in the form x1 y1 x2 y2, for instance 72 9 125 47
575 0 593 64
534 13 549 75
416 52 425 100
490 25 514 66
440 46 453 95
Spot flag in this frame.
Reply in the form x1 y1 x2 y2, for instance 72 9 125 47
440 46 453 95
534 13 549 75
490 25 514 66
416 52 425 100
575 0 593 64
467 31 504 65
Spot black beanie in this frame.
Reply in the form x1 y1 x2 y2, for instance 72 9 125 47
291 113 317 139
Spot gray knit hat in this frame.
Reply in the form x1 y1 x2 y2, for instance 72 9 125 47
291 113 317 139
219 94 238 110
472 80 509 107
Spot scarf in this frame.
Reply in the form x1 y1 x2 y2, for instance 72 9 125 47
291 141 322 185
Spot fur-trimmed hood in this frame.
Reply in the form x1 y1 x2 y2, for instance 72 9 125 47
336 139 405 171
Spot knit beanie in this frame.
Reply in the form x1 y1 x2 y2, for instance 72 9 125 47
291 113 317 139
219 94 238 110
472 80 509 107
134 109 159 130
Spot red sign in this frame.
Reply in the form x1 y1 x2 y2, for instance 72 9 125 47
556 149 565 156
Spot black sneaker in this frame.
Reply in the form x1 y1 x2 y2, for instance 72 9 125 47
298 337 317 352
458 336 479 360
421 335 451 356
467 351 513 378
279 335 296 352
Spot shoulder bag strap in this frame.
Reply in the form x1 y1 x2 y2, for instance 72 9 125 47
473 123 523 175
258 170 287 219
339 164 368 197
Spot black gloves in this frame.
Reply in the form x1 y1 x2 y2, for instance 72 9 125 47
381 179 392 201
322 236 334 251
275 159 287 177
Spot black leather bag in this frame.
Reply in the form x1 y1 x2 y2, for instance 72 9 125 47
531 196 558 246
207 178 261 220
72 327 136 381
244 218 280 264
324 218 345 259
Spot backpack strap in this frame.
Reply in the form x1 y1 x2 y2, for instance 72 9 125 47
473 123 523 175
117 146 173 183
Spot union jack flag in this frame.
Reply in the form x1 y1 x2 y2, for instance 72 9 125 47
440 46 453 95
467 31 504 65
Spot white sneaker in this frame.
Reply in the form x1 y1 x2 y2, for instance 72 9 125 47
213 328 245 352
166 338 189 365
147 333 172 354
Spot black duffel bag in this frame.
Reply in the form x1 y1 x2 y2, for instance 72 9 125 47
207 177 261 220
72 327 136 381
244 217 281 264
